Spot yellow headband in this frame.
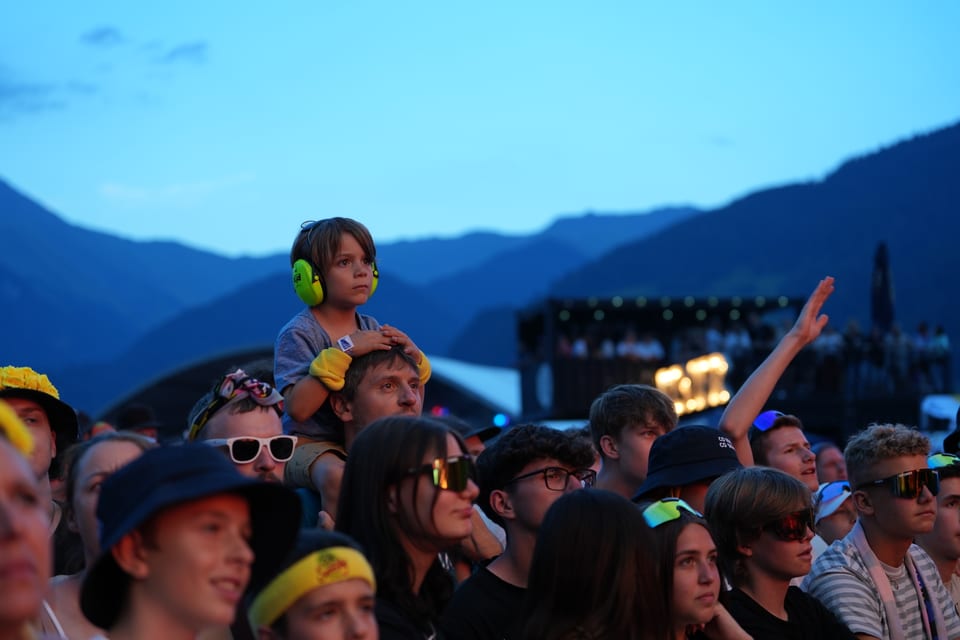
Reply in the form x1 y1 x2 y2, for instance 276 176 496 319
0 400 34 456
248 546 376 629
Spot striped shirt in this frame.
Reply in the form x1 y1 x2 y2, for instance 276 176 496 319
801 536 960 640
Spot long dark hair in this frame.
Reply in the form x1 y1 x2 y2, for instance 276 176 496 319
522 489 665 640
335 415 467 629
646 504 717 634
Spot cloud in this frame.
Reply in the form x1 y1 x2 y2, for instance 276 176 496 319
98 174 255 206
81 26 125 48
157 42 208 64
0 75 64 116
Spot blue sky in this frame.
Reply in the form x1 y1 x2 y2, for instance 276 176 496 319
2 1 958 257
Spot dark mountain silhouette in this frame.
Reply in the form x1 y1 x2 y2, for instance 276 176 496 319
0 179 284 368
545 122 960 357
56 270 460 414
4 120 959 412
374 206 700 285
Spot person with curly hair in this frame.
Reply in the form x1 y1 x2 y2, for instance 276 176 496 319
440 424 597 639
802 424 960 640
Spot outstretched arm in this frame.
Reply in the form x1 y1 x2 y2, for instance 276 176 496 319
718 276 835 466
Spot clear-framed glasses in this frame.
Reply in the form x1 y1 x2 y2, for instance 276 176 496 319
203 435 298 464
504 466 597 492
856 468 940 499
642 497 702 528
406 455 477 492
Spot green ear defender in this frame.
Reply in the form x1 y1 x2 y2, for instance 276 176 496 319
292 259 379 306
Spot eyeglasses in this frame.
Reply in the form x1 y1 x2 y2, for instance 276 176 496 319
203 435 298 464
856 468 940 499
504 466 597 492
814 481 851 506
929 453 960 469
642 497 702 528
762 508 815 541
407 455 477 492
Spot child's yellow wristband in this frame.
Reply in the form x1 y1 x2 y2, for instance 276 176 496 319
309 348 352 391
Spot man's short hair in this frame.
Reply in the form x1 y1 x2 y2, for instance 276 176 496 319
476 424 596 526
587 384 677 457
844 423 930 488
338 346 420 401
750 414 804 466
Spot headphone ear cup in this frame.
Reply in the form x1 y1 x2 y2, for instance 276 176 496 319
292 259 325 306
369 262 379 297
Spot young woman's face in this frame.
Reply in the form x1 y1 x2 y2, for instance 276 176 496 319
0 442 50 629
322 232 375 308
71 439 146 560
138 493 254 630
396 433 479 550
671 523 719 630
269 578 378 640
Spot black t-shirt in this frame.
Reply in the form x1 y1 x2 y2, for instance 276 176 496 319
440 567 526 640
376 597 439 640
725 586 856 640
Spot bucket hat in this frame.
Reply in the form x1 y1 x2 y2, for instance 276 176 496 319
633 425 741 502
0 366 78 452
80 443 301 629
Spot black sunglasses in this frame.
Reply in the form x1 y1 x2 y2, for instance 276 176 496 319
406 455 477 492
856 468 940 500
762 508 815 542
203 435 298 464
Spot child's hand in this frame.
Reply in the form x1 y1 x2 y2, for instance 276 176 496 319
346 329 394 356
380 324 423 362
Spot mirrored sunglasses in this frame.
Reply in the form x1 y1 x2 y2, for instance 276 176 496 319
407 455 477 492
857 468 940 499
203 435 298 464
929 453 960 470
748 410 786 443
642 497 702 529
815 481 852 506
762 508 815 542
752 410 785 431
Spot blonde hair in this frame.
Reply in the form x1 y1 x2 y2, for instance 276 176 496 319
844 423 930 487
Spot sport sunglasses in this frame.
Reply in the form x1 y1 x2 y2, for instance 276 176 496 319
814 481 851 506
856 468 940 499
929 453 960 470
748 410 785 442
203 435 298 464
406 455 477 492
762 508 815 542
642 497 702 528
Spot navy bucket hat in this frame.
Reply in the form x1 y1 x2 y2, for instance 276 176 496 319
80 443 301 629
633 425 742 502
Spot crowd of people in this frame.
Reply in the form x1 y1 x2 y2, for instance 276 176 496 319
3 218 960 640
554 308 952 398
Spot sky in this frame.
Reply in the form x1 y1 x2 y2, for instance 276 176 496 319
1 1 958 257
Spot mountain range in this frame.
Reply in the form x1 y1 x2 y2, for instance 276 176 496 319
2 119 958 416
